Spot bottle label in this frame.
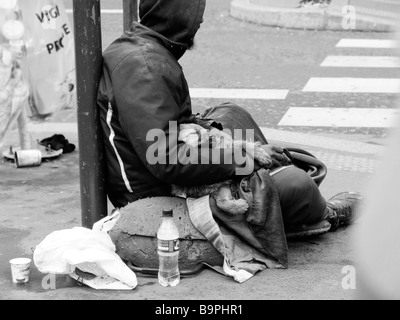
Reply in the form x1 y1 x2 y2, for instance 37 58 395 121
158 239 180 253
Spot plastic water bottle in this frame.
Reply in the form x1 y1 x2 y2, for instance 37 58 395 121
157 209 180 287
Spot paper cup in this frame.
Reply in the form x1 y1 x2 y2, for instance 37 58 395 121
9 258 31 284
14 150 42 168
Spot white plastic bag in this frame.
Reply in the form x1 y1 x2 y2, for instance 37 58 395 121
92 209 121 233
18 0 76 116
33 227 138 290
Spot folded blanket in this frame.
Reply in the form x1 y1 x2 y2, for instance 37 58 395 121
187 169 288 283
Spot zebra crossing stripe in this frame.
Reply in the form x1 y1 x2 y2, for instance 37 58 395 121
278 107 399 128
303 77 400 93
66 9 123 14
28 122 78 133
26 89 289 135
321 56 400 68
189 88 289 100
336 39 398 49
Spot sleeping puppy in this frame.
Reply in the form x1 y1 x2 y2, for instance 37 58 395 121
171 123 273 215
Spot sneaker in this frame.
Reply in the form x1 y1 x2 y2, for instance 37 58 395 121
325 192 363 232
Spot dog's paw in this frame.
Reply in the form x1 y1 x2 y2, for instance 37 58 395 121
254 148 273 169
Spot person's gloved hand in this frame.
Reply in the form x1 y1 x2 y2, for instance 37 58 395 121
260 145 292 169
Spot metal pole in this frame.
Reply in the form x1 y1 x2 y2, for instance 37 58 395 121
123 0 139 32
73 0 107 228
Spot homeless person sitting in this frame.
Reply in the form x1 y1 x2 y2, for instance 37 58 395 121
97 0 362 275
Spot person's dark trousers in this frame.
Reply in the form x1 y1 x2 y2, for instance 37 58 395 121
271 166 327 227
198 102 327 228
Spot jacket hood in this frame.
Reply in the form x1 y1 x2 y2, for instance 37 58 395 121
139 0 206 53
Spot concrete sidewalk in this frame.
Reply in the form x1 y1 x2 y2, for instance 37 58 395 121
230 0 399 32
0 121 380 300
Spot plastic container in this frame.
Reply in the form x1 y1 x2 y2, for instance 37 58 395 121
157 209 180 287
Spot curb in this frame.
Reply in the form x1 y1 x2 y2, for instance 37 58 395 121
260 127 385 156
2 121 385 156
22 121 386 156
230 0 398 32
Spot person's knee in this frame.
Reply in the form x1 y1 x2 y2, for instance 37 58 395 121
216 102 250 117
201 103 268 143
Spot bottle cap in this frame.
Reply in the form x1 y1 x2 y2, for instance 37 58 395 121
162 209 173 217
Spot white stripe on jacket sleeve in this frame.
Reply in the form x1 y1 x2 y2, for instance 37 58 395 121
106 103 134 193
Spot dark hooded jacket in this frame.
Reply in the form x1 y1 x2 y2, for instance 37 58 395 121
97 0 252 208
